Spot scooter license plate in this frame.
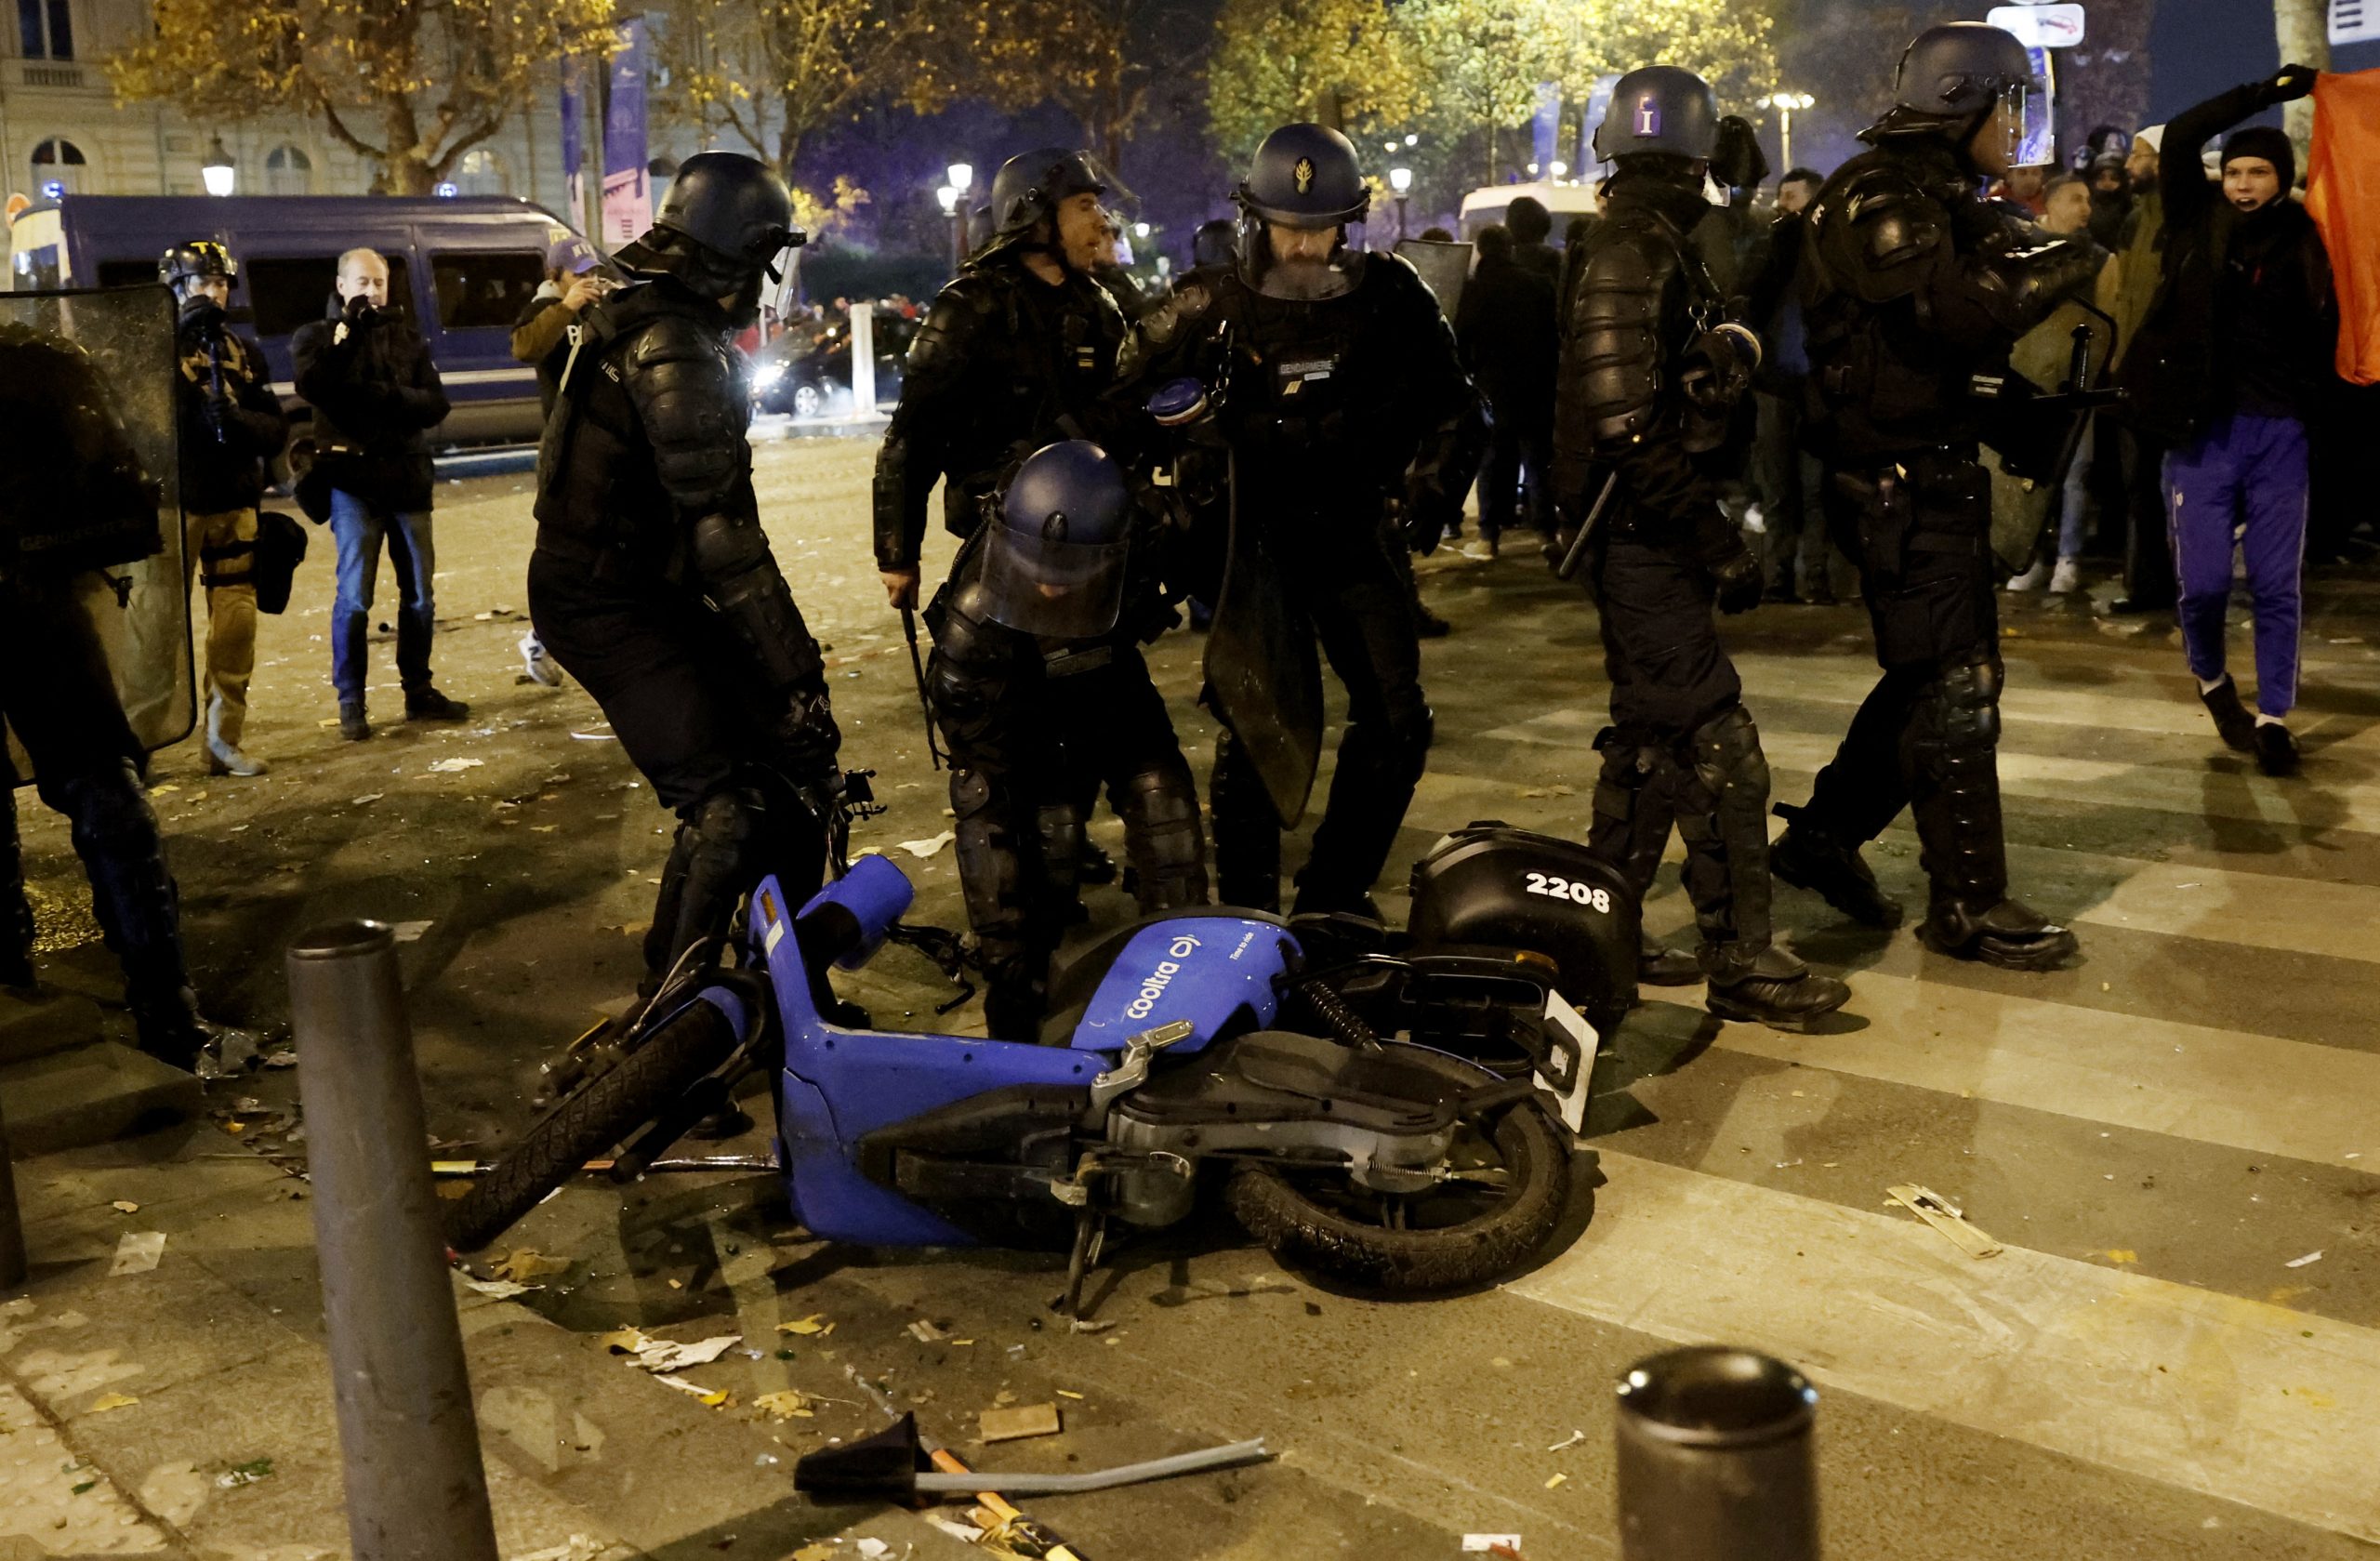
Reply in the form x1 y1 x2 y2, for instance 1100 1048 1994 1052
1540 994 1600 1137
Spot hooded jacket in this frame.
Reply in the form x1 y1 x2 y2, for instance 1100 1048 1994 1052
2117 80 2338 439
291 294 450 512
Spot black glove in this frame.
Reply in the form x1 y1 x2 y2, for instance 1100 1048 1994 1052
340 293 377 325
1710 545 1764 615
2268 64 2320 104
1396 493 1445 558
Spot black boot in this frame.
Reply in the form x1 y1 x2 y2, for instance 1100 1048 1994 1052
1907 659 2077 972
1705 946 1852 1031
1769 803 1904 929
404 685 471 722
2253 721 2300 777
642 785 768 993
1 779 35 990
2198 676 2256 753
47 761 204 1069
1637 933 1702 986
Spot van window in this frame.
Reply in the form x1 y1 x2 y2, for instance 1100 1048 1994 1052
431 251 543 330
98 259 156 290
246 253 414 337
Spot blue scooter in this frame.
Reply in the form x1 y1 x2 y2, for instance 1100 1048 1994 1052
446 808 1638 1300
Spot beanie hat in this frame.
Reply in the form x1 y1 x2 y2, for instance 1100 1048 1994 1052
2221 126 2295 193
2135 125 2164 154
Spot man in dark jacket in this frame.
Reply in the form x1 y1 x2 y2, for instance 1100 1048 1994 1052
1554 68 1851 1030
1748 168 1831 602
1455 224 1557 557
529 152 841 999
1504 195 1563 288
2119 68 2332 775
511 234 612 416
1766 22 2102 972
165 240 287 776
292 248 467 739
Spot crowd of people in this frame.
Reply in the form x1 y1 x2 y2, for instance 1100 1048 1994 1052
0 22 2360 1082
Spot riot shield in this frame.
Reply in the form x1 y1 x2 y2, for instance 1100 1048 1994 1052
1 285 193 780
1395 239 1474 321
1202 455 1324 828
1983 298 2118 575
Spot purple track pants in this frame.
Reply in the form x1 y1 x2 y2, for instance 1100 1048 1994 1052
2163 412 2308 719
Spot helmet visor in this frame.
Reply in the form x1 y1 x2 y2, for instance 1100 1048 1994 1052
2005 77 2053 169
1237 214 1368 301
980 529 1130 639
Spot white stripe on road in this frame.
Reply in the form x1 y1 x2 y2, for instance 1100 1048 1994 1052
1507 1151 2380 1543
1698 968 2380 1170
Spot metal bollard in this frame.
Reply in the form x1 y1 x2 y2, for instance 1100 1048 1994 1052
287 921 498 1561
1614 1345 1819 1561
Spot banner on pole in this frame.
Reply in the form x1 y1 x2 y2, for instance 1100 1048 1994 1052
600 20 652 248
1530 82 1562 170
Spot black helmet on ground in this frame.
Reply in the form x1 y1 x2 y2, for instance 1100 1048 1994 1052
976 440 1134 639
621 151 805 284
159 240 237 290
1867 21 2041 163
1593 66 1720 165
1236 123 1368 228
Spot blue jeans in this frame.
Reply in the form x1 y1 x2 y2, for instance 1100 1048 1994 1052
329 489 436 702
2056 418 2095 562
2165 413 2307 718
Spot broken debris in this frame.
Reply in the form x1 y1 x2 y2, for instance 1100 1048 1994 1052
1885 1184 2003 1259
109 1232 166 1277
978 1403 1063 1443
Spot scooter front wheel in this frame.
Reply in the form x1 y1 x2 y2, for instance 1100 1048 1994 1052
443 999 741 1253
1225 1098 1568 1293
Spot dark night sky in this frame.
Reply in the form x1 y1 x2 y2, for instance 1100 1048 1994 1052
2149 0 2380 122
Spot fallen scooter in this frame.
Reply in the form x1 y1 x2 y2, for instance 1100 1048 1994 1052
445 817 1639 1300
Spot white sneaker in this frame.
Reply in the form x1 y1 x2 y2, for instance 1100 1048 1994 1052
1461 537 1499 562
521 632 562 688
2005 560 2048 591
2048 557 2081 594
203 694 266 777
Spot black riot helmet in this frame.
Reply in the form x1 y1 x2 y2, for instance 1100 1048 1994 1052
1236 123 1369 229
159 240 237 295
1190 218 1238 271
1593 66 1720 165
978 440 1134 639
978 148 1119 267
623 151 805 284
1869 22 2041 165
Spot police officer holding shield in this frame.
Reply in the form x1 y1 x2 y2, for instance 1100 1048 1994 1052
1768 24 2101 970
529 152 842 995
163 240 287 778
925 440 1209 1039
1554 68 1851 1029
1123 124 1480 915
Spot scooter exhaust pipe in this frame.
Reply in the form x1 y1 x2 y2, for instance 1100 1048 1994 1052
1614 1346 1819 1561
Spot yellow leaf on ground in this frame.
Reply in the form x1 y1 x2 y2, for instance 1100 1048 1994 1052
492 1250 574 1284
88 1394 139 1413
2103 1250 2139 1264
755 1390 815 1421
777 1314 834 1336
601 1327 655 1356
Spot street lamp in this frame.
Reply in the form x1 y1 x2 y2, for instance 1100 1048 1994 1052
1549 160 1568 181
946 162 973 196
1758 91 1816 174
201 136 236 197
936 182 967 269
1389 165 1413 244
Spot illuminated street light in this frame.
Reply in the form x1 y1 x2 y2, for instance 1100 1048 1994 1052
201 136 236 197
1389 165 1413 243
1758 91 1817 172
946 162 973 193
1549 159 1568 180
1405 133 1419 146
935 183 959 214
1131 220 1151 239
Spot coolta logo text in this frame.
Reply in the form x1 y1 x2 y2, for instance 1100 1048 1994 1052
1125 935 1202 1019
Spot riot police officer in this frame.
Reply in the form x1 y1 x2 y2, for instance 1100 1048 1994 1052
1769 24 2102 970
2 316 219 1068
164 240 288 778
875 148 1130 614
926 440 1209 1038
528 152 841 993
1554 67 1851 1029
1123 124 1480 915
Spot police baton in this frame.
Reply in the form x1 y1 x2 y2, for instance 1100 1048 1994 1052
901 605 945 771
1555 470 1620 582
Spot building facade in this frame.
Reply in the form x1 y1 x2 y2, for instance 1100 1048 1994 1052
2 0 573 213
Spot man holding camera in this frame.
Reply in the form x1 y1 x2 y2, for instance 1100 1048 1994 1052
292 247 468 739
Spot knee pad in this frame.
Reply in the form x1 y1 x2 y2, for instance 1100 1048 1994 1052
44 760 158 855
950 768 1031 941
1686 704 1771 803
1117 763 1210 910
1927 656 2003 751
1384 695 1435 768
1591 726 1666 825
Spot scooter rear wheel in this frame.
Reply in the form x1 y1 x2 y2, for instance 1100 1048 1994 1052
443 1000 741 1253
1224 1095 1569 1293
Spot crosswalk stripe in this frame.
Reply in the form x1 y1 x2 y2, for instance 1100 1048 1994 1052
1474 710 2380 833
1505 1150 2380 1544
1683 967 2380 1171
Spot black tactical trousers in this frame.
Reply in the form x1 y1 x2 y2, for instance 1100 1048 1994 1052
528 549 826 984
1798 458 2013 911
0 577 201 1062
931 616 1209 1040
1210 522 1429 914
1584 536 1776 980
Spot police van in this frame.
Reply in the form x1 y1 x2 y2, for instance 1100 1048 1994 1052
1456 180 1601 242
4 192 581 445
